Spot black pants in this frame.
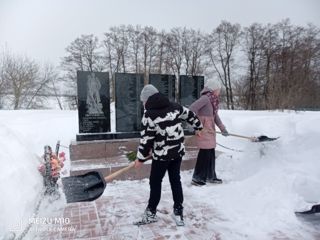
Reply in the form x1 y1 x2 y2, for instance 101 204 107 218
147 158 183 213
192 148 217 183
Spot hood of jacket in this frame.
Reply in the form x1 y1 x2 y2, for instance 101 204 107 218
200 86 213 95
145 92 170 110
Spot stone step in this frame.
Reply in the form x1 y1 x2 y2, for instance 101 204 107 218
69 150 199 181
69 138 140 161
69 136 198 161
68 136 216 181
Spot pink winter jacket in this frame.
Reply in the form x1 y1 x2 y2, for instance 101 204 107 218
189 87 226 149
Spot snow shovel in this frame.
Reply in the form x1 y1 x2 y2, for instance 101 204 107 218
61 162 135 203
215 130 279 142
295 204 320 214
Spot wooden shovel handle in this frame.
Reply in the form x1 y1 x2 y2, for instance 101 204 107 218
216 131 256 141
104 161 136 182
204 128 256 141
104 155 152 182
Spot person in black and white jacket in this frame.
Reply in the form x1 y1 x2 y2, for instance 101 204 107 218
134 84 203 226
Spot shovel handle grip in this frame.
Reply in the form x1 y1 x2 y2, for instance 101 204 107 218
104 161 136 182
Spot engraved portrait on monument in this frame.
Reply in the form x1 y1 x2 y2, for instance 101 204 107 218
77 71 110 133
86 72 103 114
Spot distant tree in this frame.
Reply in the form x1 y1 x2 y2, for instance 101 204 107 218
240 20 320 110
141 26 158 83
127 25 143 73
165 27 183 77
102 32 117 75
155 30 168 74
303 24 320 108
59 22 320 110
61 34 104 90
243 23 265 110
103 26 129 74
165 27 186 99
260 24 278 109
189 29 206 75
102 26 130 100
25 64 63 109
0 51 59 109
207 21 242 109
2 53 38 109
0 53 7 107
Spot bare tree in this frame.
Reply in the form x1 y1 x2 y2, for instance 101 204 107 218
154 30 167 74
102 26 130 100
243 23 265 110
127 25 143 73
0 52 7 107
2 53 38 109
189 29 206 75
104 26 130 73
240 20 320 110
24 64 65 109
207 21 241 109
289 23 320 109
0 51 60 109
58 22 320 111
166 28 183 76
164 27 185 99
61 34 104 90
140 26 157 83
261 24 278 109
102 32 117 75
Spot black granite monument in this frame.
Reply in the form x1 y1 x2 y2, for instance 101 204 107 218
115 73 144 133
179 75 204 107
149 74 176 102
77 71 110 137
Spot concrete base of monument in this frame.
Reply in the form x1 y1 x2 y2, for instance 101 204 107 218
69 151 200 181
76 129 195 141
76 132 141 141
69 136 219 181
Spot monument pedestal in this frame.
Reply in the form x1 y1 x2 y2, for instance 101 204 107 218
76 132 140 141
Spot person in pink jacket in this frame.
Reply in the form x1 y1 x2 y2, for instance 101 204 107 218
189 78 229 186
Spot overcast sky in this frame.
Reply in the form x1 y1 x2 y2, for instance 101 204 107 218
1 0 319 65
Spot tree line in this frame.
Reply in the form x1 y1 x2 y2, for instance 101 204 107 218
1 19 319 110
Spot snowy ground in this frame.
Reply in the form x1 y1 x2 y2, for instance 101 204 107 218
0 109 320 239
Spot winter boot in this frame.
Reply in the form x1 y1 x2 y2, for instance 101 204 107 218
133 208 158 226
172 207 184 226
191 179 206 186
207 178 223 184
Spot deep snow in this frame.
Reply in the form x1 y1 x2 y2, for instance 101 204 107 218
0 109 319 239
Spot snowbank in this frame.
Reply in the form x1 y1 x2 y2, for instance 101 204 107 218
0 110 77 237
0 109 319 239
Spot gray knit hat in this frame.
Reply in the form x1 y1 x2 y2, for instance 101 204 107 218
205 78 221 91
140 84 159 102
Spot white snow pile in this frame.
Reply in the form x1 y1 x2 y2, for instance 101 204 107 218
0 109 319 239
0 110 77 238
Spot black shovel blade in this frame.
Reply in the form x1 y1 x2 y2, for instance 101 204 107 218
256 135 279 142
295 204 320 215
61 171 106 203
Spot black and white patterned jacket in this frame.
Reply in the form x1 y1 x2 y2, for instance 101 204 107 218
137 93 203 162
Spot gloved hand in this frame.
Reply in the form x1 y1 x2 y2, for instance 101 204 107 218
221 128 229 137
